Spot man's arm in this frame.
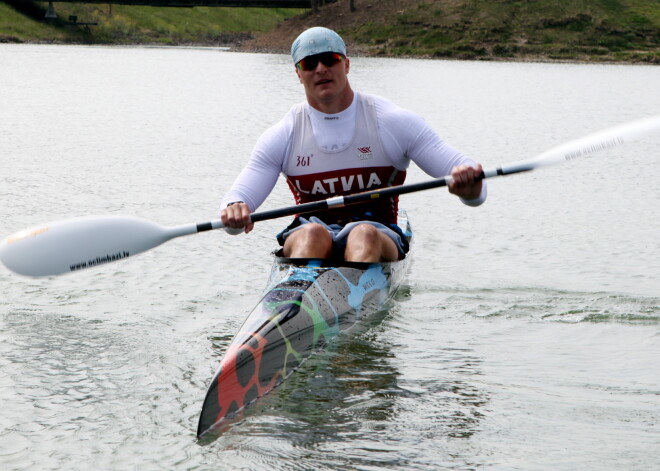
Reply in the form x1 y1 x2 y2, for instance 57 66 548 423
376 98 487 206
219 117 292 234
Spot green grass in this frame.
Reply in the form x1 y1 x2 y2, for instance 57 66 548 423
348 0 659 62
0 3 67 41
1 2 303 44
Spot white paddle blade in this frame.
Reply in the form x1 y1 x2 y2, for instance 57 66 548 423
0 216 174 277
501 114 660 174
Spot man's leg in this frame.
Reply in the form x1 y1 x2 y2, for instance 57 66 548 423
282 223 333 259
344 223 399 263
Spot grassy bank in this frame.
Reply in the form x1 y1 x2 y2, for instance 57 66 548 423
347 0 660 63
0 1 303 45
0 0 658 63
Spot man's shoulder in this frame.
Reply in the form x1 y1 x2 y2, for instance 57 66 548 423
267 102 306 132
357 91 393 109
289 101 308 114
359 92 424 129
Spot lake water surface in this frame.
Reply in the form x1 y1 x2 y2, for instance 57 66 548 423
1 44 659 470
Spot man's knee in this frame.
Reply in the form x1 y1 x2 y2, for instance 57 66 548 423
299 223 333 242
283 223 332 258
345 224 399 262
346 223 380 244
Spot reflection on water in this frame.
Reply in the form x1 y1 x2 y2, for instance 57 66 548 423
1 312 147 469
203 306 490 470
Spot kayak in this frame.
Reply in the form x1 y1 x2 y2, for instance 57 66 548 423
196 210 413 440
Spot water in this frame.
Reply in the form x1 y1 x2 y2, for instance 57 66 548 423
1 44 659 470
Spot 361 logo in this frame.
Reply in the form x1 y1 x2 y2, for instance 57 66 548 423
296 154 313 166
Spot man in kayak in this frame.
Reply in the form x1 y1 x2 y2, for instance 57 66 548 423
221 26 486 263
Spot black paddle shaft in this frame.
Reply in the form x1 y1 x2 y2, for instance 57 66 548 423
247 162 540 224
249 175 458 223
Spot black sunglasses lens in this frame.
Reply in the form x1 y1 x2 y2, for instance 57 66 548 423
320 53 343 67
299 56 319 70
298 53 343 71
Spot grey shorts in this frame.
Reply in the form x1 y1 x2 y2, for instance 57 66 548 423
276 216 408 259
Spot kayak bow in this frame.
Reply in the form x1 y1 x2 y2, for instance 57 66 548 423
197 211 413 440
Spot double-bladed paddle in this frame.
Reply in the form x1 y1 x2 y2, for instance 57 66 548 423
1 114 659 277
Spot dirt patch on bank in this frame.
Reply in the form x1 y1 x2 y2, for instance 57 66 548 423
236 0 424 56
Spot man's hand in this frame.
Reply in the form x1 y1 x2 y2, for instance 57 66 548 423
221 202 254 235
448 164 484 201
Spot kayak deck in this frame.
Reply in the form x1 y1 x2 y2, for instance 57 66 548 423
197 212 412 440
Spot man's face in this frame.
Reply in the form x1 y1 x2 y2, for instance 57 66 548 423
295 52 351 110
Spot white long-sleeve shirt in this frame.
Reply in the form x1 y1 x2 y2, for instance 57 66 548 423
221 92 486 218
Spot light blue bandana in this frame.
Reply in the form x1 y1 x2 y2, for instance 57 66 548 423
291 27 346 65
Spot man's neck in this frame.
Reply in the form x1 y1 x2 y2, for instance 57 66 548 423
308 87 355 115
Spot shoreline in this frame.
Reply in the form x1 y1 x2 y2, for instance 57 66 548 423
2 0 658 65
3 38 656 67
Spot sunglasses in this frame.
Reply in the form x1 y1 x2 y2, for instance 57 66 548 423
296 52 345 71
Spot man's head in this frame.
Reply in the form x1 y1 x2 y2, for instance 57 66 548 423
291 27 353 113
